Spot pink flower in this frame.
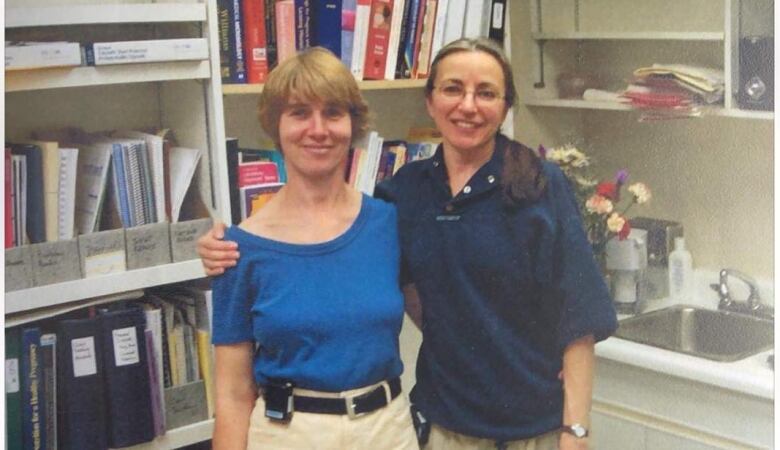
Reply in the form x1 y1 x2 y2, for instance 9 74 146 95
586 195 614 215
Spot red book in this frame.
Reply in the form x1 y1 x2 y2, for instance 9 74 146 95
275 0 296 64
5 148 14 248
238 161 280 187
413 0 437 78
363 0 394 80
242 0 269 83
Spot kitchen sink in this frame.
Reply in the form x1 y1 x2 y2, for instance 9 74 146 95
614 305 774 362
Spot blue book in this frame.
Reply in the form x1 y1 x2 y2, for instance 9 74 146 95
340 0 357 68
99 305 155 448
394 0 414 78
21 327 45 450
6 328 22 450
229 0 247 83
294 0 312 50
111 144 132 227
402 0 424 78
313 0 342 57
10 144 45 244
57 316 108 450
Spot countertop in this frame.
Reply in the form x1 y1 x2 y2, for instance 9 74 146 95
595 285 774 400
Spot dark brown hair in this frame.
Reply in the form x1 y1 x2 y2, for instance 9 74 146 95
426 38 545 206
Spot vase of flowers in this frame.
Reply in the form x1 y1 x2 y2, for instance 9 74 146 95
539 144 652 268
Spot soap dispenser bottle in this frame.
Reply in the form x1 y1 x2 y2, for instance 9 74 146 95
668 237 693 301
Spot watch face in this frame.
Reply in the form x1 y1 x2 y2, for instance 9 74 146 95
571 424 587 438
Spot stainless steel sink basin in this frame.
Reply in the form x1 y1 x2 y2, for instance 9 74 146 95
614 305 773 361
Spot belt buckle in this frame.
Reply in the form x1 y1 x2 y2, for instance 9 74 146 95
345 381 392 420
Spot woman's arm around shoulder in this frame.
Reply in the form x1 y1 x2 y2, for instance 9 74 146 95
197 221 240 276
213 343 257 450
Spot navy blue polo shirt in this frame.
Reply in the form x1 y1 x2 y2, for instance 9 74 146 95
375 134 617 441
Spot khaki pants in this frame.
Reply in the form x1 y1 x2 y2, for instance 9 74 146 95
423 424 559 450
247 382 419 450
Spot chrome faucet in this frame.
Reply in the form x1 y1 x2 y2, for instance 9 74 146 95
710 269 773 319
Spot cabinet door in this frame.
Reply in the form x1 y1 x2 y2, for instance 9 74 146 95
591 411 646 450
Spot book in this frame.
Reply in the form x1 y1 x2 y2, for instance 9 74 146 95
57 316 108 450
114 130 167 223
240 182 284 219
463 0 488 38
5 41 82 71
242 0 270 83
363 0 394 80
10 144 45 244
264 0 278 69
313 0 343 57
392 0 414 78
21 327 46 450
57 147 79 240
168 147 202 223
98 305 155 447
196 329 215 417
356 131 383 195
238 161 280 187
23 139 61 242
144 329 165 436
429 0 449 59
84 38 209 65
350 0 372 80
275 0 296 64
487 0 506 43
402 0 425 79
5 149 14 248
340 0 357 69
217 0 234 82
229 0 247 82
11 155 26 246
6 328 22 450
75 143 112 235
414 0 438 78
294 0 313 51
443 0 466 45
39 333 57 450
384 0 406 79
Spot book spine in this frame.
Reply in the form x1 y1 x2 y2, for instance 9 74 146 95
350 0 372 80
6 329 22 450
12 155 25 246
21 327 45 450
383 0 406 80
5 148 14 248
402 0 423 79
111 144 132 228
134 141 156 224
487 0 506 43
429 0 449 59
85 39 209 66
393 0 413 78
443 0 466 44
363 0 394 80
294 0 312 51
144 329 165 436
124 143 144 227
217 0 234 82
313 0 343 57
414 0 437 78
39 334 57 450
275 0 297 64
340 0 357 69
237 161 280 187
242 0 269 84
264 0 278 69
229 0 247 82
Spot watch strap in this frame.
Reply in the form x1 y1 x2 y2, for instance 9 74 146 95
560 423 589 438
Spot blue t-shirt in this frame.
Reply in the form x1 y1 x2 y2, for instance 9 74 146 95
211 195 405 392
375 134 618 441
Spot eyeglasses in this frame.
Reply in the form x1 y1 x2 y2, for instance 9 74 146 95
433 83 505 105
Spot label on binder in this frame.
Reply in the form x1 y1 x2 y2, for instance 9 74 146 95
5 359 19 393
112 326 140 367
72 336 98 377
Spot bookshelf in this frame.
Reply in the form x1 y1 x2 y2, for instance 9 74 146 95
522 0 774 120
222 78 428 95
5 0 227 448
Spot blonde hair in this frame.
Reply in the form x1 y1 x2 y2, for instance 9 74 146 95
258 47 371 145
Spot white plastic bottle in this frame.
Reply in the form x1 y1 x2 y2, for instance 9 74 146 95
668 237 693 301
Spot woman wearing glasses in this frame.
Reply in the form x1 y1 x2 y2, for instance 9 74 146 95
201 38 617 450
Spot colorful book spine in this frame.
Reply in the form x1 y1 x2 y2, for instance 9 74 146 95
217 0 234 82
229 0 247 82
392 0 413 78
10 144 45 244
240 183 284 219
340 0 357 69
275 0 296 64
363 0 394 80
242 0 269 83
402 0 423 79
313 0 343 57
264 0 278 69
238 161 280 186
414 0 438 78
21 327 46 450
294 0 312 51
39 334 57 450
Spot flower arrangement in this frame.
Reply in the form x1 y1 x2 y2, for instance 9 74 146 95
539 144 652 258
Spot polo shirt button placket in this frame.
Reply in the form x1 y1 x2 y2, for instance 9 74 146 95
445 204 455 213
488 175 495 183
463 185 472 194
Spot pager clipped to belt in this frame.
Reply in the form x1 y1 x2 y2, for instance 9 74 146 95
264 379 294 422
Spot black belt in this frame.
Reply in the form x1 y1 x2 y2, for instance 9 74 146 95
293 377 402 418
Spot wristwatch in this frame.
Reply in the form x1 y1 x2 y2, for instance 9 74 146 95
560 423 589 438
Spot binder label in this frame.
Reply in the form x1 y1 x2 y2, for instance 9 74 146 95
112 326 141 367
71 337 98 377
84 250 126 277
5 358 19 393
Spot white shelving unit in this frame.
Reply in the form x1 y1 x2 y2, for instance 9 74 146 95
523 0 774 120
5 1 228 448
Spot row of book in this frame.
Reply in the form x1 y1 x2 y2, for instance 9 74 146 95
225 139 287 225
220 0 507 84
5 286 214 450
5 128 204 248
5 39 209 71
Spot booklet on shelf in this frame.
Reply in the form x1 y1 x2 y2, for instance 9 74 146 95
83 38 209 66
5 41 82 71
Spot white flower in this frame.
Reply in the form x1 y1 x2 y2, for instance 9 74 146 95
607 213 626 233
547 145 590 168
585 195 614 215
628 182 651 204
